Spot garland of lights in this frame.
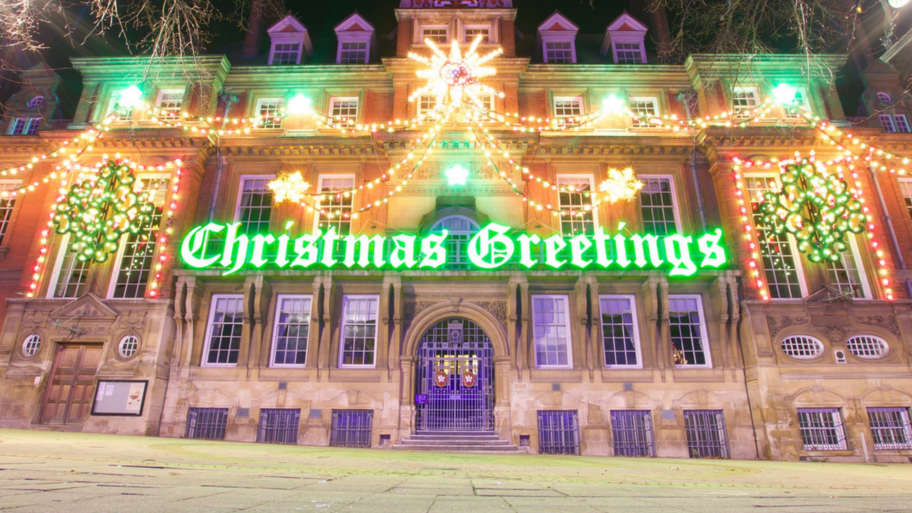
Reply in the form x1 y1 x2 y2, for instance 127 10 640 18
759 157 866 264
53 160 157 263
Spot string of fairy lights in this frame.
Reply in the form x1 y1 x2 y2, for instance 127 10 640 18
10 35 909 301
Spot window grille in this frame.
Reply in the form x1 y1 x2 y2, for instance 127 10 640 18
868 407 912 450
21 334 41 358
339 42 367 64
431 215 479 270
895 115 911 133
846 335 888 358
237 177 273 236
531 295 571 368
538 410 580 455
27 95 45 109
781 336 824 359
422 27 448 44
610 410 654 456
746 176 804 299
880 114 897 132
256 99 284 129
53 238 89 298
797 408 847 451
317 176 355 236
112 178 169 298
545 41 573 63
668 296 709 366
155 91 184 120
553 97 583 119
877 92 893 104
271 295 312 366
825 247 865 298
205 295 245 366
9 117 39 135
556 176 595 236
639 177 677 236
600 296 639 367
629 98 658 127
186 408 229 440
271 43 301 65
329 98 359 120
339 295 379 367
731 88 759 119
0 182 19 245
118 335 139 358
330 410 373 447
683 410 728 458
257 409 301 444
613 42 643 63
464 27 490 43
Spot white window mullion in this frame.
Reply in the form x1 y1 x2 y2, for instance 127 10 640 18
203 294 245 367
271 295 313 367
532 295 573 368
339 295 380 368
599 295 641 368
668 295 711 368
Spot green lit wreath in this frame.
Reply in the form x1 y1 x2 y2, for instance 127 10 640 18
54 160 156 263
759 158 866 264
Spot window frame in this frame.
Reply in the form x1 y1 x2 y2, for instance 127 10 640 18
638 174 682 234
235 175 276 235
877 92 894 105
782 88 810 119
531 294 574 369
269 294 314 368
542 40 576 64
314 174 356 235
338 294 381 369
421 25 449 44
8 117 39 135
269 41 303 65
555 174 598 236
894 114 911 133
463 24 491 44
254 98 285 129
628 96 660 128
880 114 897 132
0 180 21 246
202 293 245 368
598 295 642 369
797 408 847 451
328 96 361 122
611 41 645 64
552 96 585 119
154 88 185 120
730 86 761 118
825 235 872 299
337 40 370 64
667 294 712 369
46 233 90 299
867 407 912 450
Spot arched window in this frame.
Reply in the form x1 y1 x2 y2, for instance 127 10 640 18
846 335 888 359
21 334 41 358
877 92 893 105
431 215 479 270
781 335 824 359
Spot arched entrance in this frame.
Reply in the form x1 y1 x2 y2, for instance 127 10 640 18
415 317 494 432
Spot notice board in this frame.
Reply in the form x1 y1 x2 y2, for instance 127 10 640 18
91 380 148 416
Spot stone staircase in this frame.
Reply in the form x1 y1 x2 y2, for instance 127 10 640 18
392 432 525 453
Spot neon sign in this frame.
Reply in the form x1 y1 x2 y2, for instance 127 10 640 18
180 222 727 276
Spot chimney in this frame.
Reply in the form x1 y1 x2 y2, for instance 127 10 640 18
647 0 672 60
243 0 266 58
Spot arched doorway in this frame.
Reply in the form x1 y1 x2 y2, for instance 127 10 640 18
415 317 494 432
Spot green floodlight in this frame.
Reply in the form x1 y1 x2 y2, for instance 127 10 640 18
602 94 626 114
445 164 469 186
118 85 143 108
287 94 312 115
773 84 797 105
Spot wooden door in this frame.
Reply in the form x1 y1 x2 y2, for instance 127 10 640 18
40 344 102 424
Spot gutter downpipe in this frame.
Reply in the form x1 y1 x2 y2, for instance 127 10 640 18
869 163 912 298
209 93 235 221
677 91 707 230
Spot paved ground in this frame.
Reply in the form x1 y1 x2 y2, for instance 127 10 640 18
1 430 911 513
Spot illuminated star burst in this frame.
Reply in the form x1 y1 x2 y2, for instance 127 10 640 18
599 168 644 203
407 36 504 116
269 171 311 204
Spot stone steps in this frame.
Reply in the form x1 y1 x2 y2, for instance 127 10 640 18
392 432 525 453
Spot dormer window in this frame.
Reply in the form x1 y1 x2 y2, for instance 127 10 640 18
335 13 375 65
267 15 313 66
602 13 649 64
537 12 578 64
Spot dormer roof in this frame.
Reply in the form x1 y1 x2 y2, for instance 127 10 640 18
601 12 649 55
267 14 313 56
398 0 513 7
537 11 579 35
335 12 375 35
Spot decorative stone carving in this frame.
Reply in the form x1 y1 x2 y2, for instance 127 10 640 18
854 315 901 338
49 294 119 322
766 316 809 338
474 301 507 327
824 325 846 345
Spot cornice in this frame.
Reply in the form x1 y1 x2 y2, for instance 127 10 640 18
219 143 380 157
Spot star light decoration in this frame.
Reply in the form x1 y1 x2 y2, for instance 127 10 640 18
599 168 644 203
759 158 866 263
268 171 311 204
408 36 504 115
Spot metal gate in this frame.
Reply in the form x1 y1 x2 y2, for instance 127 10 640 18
416 318 494 432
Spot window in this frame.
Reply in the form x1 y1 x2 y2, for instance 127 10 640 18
668 295 710 367
236 177 274 236
329 97 359 121
316 175 355 236
339 295 380 367
531 295 572 368
825 241 867 298
338 42 368 64
613 42 644 63
797 408 847 451
0 182 20 245
469 93 494 113
422 26 448 44
610 410 654 456
868 407 912 450
895 114 911 133
464 26 490 43
846 335 888 358
639 177 678 236
155 90 184 120
880 114 897 132
683 410 728 458
417 94 439 119
330 410 373 447
553 96 583 119
899 179 912 224
27 95 45 109
186 408 229 440
270 295 312 367
877 92 894 105
431 215 479 270
256 99 284 129
746 176 805 299
118 335 139 359
257 409 301 444
537 410 580 455
783 90 808 119
270 43 301 65
629 97 658 127
731 87 760 119
9 117 39 135
556 175 595 236
780 335 824 359
204 295 245 366
21 334 41 358
599 296 640 367
50 235 89 299
544 41 574 63
111 177 169 299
